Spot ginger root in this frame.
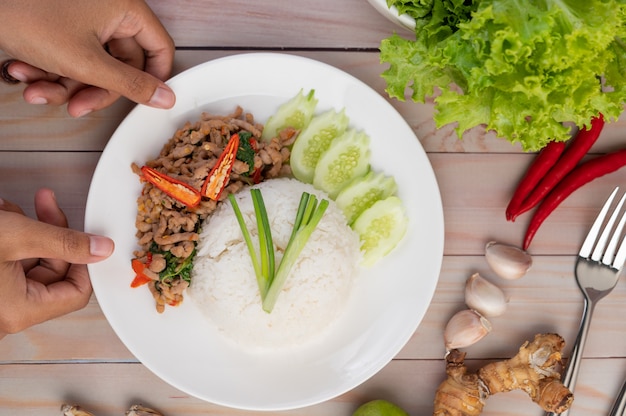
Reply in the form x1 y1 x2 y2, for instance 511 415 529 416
433 333 573 416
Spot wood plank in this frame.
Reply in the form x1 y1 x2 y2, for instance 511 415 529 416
4 152 626 258
145 0 405 49
1 359 625 415
431 153 626 255
0 152 99 230
2 50 624 154
2 255 624 363
0 49 514 153
1 1 625 414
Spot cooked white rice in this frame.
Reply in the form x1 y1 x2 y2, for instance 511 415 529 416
189 177 361 351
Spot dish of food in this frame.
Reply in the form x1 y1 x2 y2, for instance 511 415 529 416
366 0 416 31
85 52 444 411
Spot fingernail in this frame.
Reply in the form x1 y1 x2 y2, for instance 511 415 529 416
75 108 93 118
1 60 20 84
148 85 175 109
29 96 48 105
89 235 114 257
8 68 28 83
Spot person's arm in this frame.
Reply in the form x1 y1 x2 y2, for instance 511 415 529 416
0 0 176 117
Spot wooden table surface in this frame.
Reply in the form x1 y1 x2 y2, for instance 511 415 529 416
1 1 626 415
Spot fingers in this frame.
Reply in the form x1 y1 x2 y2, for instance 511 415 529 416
32 189 71 283
107 37 146 72
66 87 122 118
64 37 147 117
1 59 20 84
28 264 93 324
22 78 85 107
2 59 59 84
0 263 92 334
6 50 175 114
0 192 104 335
123 1 175 82
0 191 115 264
34 188 68 227
0 196 25 215
86 49 176 109
0 196 37 271
0 210 114 264
5 61 94 109
78 0 175 109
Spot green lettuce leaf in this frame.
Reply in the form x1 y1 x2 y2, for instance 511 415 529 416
382 0 626 151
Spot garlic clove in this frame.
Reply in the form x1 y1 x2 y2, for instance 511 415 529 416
465 272 508 317
60 405 96 416
485 241 532 280
126 405 164 416
444 309 492 350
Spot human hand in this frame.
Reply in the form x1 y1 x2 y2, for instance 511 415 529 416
0 0 175 117
0 189 114 339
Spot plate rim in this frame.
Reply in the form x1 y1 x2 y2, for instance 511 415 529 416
366 0 416 31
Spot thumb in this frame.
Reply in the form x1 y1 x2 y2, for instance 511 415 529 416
0 211 114 264
90 51 176 109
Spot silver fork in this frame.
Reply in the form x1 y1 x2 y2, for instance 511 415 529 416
546 187 626 416
609 377 626 416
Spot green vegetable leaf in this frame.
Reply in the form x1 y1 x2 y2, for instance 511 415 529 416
235 131 256 175
149 243 197 284
382 0 626 151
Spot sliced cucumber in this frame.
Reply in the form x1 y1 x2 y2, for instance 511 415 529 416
353 196 408 268
335 171 398 225
313 129 371 198
261 89 318 141
290 108 350 183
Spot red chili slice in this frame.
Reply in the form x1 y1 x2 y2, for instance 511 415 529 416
201 133 240 200
140 166 201 208
131 258 154 288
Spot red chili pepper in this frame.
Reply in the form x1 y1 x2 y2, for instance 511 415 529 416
249 137 259 151
511 114 605 221
522 149 626 250
141 166 201 208
131 258 153 288
506 140 566 221
201 133 240 200
252 166 262 184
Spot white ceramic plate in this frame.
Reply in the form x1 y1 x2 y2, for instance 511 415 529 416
85 53 443 411
367 0 416 31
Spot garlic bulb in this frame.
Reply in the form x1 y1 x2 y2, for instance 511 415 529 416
485 241 532 280
444 309 492 350
465 273 508 317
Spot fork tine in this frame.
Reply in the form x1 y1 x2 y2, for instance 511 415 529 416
593 191 626 262
580 187 619 258
613 234 626 271
604 201 626 265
